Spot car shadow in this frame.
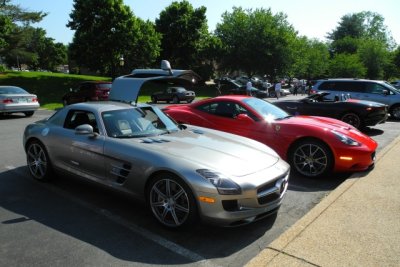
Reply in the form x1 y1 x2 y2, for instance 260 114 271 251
0 113 29 120
0 167 279 264
362 126 384 136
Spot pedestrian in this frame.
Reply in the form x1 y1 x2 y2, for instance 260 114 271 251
293 83 298 96
274 80 281 99
300 79 306 95
246 79 252 96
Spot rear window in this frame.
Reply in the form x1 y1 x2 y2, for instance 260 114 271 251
98 83 111 89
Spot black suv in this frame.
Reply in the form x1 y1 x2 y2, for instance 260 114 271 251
312 78 400 119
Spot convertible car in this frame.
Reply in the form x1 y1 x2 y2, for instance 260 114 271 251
164 96 378 178
273 92 388 129
23 61 290 228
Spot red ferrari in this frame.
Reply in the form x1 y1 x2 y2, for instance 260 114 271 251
164 96 377 178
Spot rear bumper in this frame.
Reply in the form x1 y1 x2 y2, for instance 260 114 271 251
0 103 40 113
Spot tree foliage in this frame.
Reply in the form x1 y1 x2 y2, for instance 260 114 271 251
0 1 66 71
329 54 366 78
155 0 209 71
215 7 297 79
68 0 160 76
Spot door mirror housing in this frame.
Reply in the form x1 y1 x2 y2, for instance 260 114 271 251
236 113 254 123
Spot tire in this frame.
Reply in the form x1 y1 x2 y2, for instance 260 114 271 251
62 99 69 106
269 91 276 98
390 104 400 120
147 173 198 228
289 139 333 178
341 112 362 129
172 95 180 104
26 141 53 181
187 99 193 103
24 111 34 117
151 96 157 104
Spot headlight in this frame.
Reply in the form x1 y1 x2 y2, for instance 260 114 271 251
196 169 241 195
331 130 360 146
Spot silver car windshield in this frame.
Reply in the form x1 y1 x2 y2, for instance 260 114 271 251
102 106 179 138
242 97 290 121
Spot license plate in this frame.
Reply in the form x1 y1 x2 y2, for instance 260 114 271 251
18 98 28 103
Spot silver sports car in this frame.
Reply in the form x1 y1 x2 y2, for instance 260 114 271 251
23 61 290 228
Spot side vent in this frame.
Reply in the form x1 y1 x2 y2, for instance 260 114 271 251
110 163 132 184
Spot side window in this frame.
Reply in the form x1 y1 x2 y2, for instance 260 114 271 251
365 83 387 94
196 103 217 114
319 81 337 91
64 110 98 132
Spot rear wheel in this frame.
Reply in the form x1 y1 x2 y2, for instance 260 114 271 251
390 104 400 120
289 139 333 178
26 141 53 181
341 112 362 129
24 111 34 117
147 173 197 228
62 99 69 106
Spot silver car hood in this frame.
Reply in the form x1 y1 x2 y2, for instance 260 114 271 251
130 127 281 177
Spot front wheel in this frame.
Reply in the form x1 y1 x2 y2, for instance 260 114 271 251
26 141 53 181
147 174 197 228
390 104 400 120
341 112 362 129
289 139 333 178
172 95 180 104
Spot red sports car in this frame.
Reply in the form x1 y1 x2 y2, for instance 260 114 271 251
164 96 377 178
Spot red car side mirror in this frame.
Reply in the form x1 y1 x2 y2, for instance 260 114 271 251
236 113 253 123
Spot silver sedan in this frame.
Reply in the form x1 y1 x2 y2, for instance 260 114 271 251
0 86 40 116
23 101 290 228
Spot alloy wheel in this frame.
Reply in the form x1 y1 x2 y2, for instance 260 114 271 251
149 178 191 227
292 142 329 177
27 142 49 180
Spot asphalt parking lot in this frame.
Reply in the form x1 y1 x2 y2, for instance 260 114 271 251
1 99 399 267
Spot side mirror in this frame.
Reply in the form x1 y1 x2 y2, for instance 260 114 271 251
161 60 173 75
382 89 389 95
75 124 97 137
236 113 253 123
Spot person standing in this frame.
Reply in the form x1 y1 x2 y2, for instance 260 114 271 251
246 79 252 96
274 80 281 99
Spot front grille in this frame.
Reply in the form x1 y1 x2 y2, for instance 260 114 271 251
257 173 288 205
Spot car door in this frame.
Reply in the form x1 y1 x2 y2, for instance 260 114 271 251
52 110 106 181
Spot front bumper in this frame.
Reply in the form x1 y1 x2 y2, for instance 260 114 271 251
197 168 290 227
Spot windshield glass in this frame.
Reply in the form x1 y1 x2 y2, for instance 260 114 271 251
0 86 28 94
102 106 179 138
242 97 289 121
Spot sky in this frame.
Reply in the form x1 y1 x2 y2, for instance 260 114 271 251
10 0 400 45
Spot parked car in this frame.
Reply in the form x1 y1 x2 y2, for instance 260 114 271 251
62 81 111 106
390 80 400 89
235 76 250 85
164 95 378 178
311 78 400 119
0 85 40 117
229 86 269 98
151 86 195 103
273 92 388 129
23 83 290 228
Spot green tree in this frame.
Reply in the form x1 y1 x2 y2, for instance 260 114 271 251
68 0 160 77
215 7 297 79
155 0 209 72
357 38 391 79
329 53 366 78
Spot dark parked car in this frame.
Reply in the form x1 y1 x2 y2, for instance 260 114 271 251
273 92 388 129
230 86 269 98
62 81 111 106
0 85 40 117
151 86 195 104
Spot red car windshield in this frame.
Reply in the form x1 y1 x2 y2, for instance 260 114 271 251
242 97 289 121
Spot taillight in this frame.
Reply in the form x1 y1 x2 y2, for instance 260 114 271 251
32 97 38 102
2 98 13 103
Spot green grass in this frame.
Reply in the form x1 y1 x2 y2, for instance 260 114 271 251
0 71 218 110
